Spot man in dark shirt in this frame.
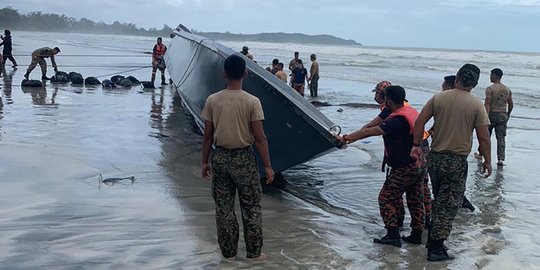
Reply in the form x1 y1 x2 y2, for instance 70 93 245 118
291 59 308 96
339 86 427 248
0 29 18 70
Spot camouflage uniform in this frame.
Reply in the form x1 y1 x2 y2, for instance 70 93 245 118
427 151 468 240
379 163 426 230
488 112 509 161
396 142 432 227
211 146 262 258
27 47 57 76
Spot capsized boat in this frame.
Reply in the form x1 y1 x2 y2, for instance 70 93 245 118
165 25 342 174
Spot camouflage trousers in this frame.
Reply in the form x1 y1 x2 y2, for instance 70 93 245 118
379 163 426 230
26 53 47 75
489 112 509 161
396 142 432 227
428 151 468 240
211 146 263 258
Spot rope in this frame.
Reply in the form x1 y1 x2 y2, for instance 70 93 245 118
94 66 152 79
9 54 151 57
57 65 151 68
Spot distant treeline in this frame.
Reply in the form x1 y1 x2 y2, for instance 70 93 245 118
201 32 361 46
0 7 361 45
0 7 174 37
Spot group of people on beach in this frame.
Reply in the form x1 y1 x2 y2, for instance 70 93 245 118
201 52 513 262
241 46 320 97
337 64 512 261
1 30 168 88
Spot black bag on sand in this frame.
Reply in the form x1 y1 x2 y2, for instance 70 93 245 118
51 74 69 83
21 79 43 87
111 75 125 85
102 79 116 88
141 81 155 89
85 77 101 86
69 72 84 84
119 78 132 88
127 76 140 85
56 71 69 77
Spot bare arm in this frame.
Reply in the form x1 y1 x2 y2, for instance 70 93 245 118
413 106 433 146
476 125 492 177
410 105 433 161
50 55 57 69
345 126 384 144
251 120 274 183
201 120 214 179
484 88 491 114
362 116 384 129
507 91 514 117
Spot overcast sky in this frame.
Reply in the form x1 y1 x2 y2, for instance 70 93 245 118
3 0 539 52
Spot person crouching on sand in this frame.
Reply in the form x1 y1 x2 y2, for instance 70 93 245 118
24 47 60 80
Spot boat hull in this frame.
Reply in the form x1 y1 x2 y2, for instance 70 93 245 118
165 30 340 174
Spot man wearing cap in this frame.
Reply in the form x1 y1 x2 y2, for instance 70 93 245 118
339 85 427 248
308 54 319 97
364 80 433 233
241 46 254 60
24 46 61 80
483 68 513 166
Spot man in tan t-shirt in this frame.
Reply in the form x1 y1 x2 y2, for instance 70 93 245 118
201 54 274 260
412 64 492 262
484 68 513 166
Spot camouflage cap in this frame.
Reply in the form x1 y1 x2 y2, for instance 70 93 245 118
372 81 392 93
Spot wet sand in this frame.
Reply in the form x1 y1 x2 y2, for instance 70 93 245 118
1 32 540 269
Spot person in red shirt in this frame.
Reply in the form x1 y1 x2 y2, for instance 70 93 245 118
151 37 167 86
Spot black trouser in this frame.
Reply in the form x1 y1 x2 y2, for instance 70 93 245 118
2 54 18 67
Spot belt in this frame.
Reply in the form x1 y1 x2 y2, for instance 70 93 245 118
215 146 251 151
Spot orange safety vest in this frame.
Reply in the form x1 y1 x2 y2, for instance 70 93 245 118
153 44 167 59
381 105 425 170
387 105 419 134
382 102 429 139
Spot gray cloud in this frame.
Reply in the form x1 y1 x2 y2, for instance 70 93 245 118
2 0 539 51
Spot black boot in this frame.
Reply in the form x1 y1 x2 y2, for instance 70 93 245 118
374 227 402 247
161 75 167 85
427 239 454 261
402 229 423 244
41 75 50 81
462 196 475 212
24 72 30 80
